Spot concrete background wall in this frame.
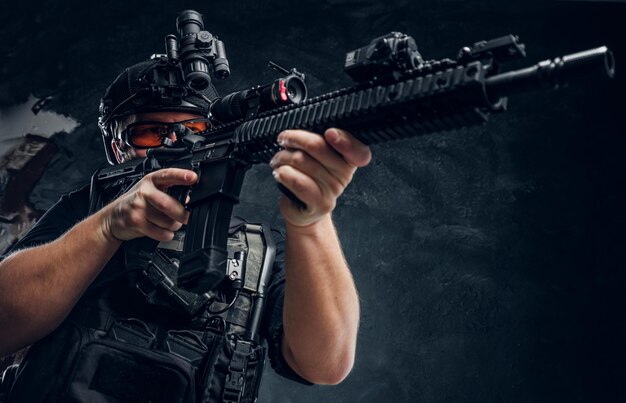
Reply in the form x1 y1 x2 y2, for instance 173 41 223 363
1 1 624 402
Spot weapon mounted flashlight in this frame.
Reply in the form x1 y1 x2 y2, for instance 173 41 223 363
209 62 308 123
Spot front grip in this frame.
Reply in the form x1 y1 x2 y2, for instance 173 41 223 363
277 182 307 210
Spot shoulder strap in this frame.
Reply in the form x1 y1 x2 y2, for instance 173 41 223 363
221 222 276 403
238 223 276 341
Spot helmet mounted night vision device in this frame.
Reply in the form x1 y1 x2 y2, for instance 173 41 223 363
99 9 230 164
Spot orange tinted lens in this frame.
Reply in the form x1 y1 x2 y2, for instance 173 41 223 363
129 125 165 147
183 120 210 133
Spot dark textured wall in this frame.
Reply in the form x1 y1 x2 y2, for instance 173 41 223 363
1 1 625 402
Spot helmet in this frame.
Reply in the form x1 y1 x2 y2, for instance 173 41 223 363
98 56 219 164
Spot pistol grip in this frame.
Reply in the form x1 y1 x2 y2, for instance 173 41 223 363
168 185 191 208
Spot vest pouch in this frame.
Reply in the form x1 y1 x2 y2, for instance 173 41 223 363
62 319 196 403
7 321 85 402
200 336 266 403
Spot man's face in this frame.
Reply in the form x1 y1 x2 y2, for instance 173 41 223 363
111 111 205 164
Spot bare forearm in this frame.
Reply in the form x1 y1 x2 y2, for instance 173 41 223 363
0 168 196 356
0 206 121 355
282 214 359 384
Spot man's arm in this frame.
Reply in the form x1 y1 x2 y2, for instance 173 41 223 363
0 207 121 355
0 168 197 356
270 128 371 385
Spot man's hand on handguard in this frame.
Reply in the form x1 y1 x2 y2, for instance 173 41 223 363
100 168 198 242
270 128 372 226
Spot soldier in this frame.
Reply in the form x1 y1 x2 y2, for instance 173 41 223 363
0 55 371 402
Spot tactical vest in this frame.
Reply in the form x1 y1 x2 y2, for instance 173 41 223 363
1 220 275 403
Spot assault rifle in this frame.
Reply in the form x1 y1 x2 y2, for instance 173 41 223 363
89 32 615 318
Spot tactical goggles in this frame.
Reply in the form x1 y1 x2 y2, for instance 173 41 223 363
121 118 212 149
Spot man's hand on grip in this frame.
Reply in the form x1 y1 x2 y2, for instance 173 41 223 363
270 128 372 228
101 168 198 242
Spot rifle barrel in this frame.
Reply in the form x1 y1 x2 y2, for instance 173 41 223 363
485 46 615 100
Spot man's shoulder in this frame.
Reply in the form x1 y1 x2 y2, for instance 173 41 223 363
64 184 91 205
53 183 91 220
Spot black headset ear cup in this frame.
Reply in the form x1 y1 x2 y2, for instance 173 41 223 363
99 125 117 165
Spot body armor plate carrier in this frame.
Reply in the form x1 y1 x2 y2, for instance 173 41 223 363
1 220 275 403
